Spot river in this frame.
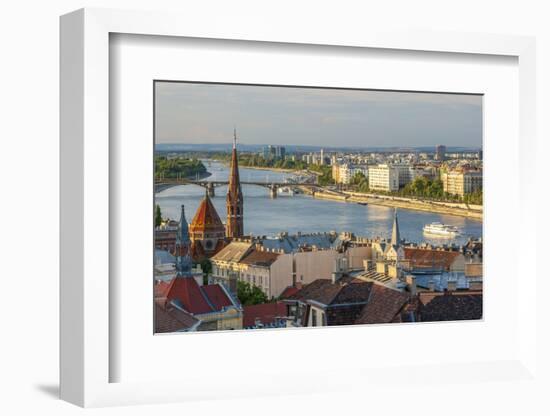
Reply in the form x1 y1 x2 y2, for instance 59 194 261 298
155 160 482 246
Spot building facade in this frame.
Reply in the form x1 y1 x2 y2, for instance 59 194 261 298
435 144 447 161
188 193 227 258
368 164 399 191
441 170 483 196
336 163 369 185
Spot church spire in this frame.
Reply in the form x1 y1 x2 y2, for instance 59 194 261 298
391 208 400 246
175 204 193 276
177 204 190 245
226 128 244 238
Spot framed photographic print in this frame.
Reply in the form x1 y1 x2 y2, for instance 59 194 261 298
60 7 539 408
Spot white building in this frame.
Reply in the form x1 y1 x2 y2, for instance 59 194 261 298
368 164 399 191
337 163 370 184
441 170 483 196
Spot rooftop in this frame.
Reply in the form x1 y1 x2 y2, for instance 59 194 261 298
240 249 281 267
258 232 338 253
160 277 237 316
404 247 461 270
419 293 482 321
154 299 200 333
211 241 253 263
355 284 410 325
189 194 224 232
243 302 288 328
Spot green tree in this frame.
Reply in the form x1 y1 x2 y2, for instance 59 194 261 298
237 280 268 306
155 156 206 179
155 204 162 227
464 189 483 205
199 259 212 286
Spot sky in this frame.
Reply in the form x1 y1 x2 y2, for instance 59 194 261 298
155 81 482 148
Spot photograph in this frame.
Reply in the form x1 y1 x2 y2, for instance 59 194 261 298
153 81 483 333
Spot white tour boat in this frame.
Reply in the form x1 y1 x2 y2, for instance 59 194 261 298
423 222 460 237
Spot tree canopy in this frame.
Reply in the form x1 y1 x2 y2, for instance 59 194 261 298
155 156 206 179
237 280 268 306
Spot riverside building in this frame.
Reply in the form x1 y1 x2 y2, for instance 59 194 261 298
441 170 483 197
368 164 399 191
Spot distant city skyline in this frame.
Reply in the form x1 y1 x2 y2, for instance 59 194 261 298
155 82 482 148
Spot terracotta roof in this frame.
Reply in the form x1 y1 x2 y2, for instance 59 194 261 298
189 194 224 232
279 286 300 299
355 284 409 324
165 277 214 314
404 247 460 270
163 276 237 316
420 293 482 321
154 299 200 333
211 241 253 263
240 249 280 267
201 285 233 310
243 302 287 327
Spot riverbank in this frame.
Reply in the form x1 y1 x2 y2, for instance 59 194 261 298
300 187 482 220
239 165 297 173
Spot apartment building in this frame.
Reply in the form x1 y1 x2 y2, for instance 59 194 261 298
441 170 482 196
368 164 399 191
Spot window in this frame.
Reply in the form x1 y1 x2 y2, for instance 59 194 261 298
312 309 317 327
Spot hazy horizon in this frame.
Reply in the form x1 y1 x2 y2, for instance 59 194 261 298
155 82 482 148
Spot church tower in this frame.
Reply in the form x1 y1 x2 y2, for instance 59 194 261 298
226 128 244 238
189 190 226 257
391 208 401 246
175 204 193 276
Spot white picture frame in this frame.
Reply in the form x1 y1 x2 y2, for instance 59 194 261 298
60 7 539 408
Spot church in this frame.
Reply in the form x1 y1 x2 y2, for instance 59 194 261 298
183 128 245 261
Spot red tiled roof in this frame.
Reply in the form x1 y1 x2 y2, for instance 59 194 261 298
189 194 224 232
280 286 300 299
154 299 200 333
163 276 236 315
243 302 287 327
165 277 213 315
201 285 233 310
404 247 460 270
355 284 409 325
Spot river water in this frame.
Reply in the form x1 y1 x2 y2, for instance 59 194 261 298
155 161 482 246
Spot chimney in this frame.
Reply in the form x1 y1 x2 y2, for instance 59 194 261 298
405 274 416 296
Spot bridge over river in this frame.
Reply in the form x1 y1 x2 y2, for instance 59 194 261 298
154 177 321 198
